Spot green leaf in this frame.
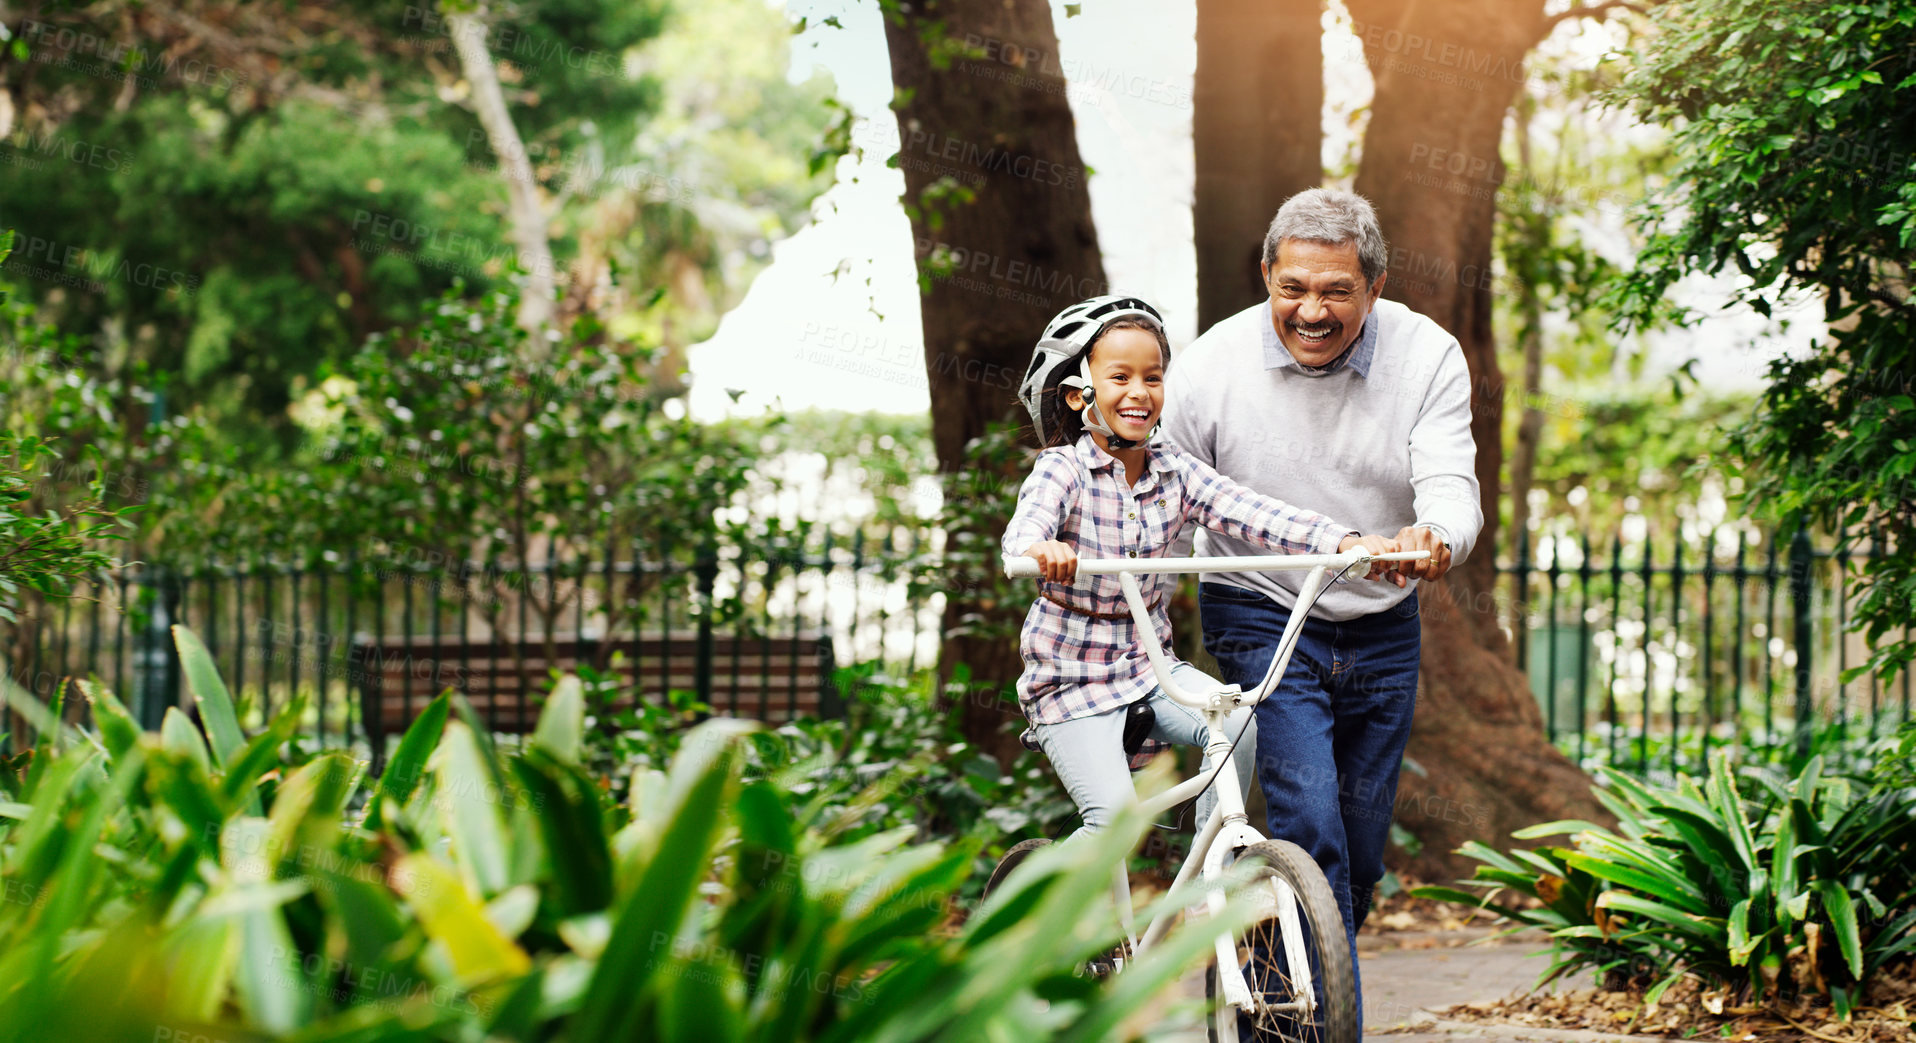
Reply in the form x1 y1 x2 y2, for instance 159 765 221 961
160 707 214 775
396 853 534 987
175 626 244 769
159 916 242 1023
1562 852 1707 912
1728 898 1757 963
366 692 449 826
1644 968 1684 1007
510 751 612 916
575 729 741 1040
1511 819 1608 839
1815 880 1864 980
435 721 512 897
1706 753 1759 871
78 680 141 762
1595 892 1727 942
531 675 585 765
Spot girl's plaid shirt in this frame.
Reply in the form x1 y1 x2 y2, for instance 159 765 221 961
1001 434 1355 745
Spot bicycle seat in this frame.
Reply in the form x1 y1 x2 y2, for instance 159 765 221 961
1121 700 1156 758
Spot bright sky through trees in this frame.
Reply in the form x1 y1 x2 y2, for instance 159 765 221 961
687 0 1821 420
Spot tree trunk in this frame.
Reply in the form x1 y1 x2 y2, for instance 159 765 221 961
1506 100 1547 638
1194 0 1325 331
448 6 557 339
1344 0 1612 878
882 0 1107 761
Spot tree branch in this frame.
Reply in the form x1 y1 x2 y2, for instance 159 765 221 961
447 5 558 344
1542 0 1654 32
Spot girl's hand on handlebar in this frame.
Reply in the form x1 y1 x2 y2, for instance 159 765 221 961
1025 541 1079 583
1337 534 1406 584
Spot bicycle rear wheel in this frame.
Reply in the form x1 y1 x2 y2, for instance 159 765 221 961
1205 839 1356 1043
982 837 1052 901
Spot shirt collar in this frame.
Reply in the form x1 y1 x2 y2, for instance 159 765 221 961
1073 432 1185 478
1261 299 1377 378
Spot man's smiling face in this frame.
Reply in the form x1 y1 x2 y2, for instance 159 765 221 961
1262 239 1386 368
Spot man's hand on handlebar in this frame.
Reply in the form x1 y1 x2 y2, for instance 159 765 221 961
1389 525 1453 583
1024 541 1079 583
1337 534 1405 583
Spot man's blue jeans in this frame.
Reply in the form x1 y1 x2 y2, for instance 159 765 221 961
1200 582 1421 1034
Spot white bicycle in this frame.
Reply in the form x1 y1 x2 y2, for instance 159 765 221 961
992 547 1429 1043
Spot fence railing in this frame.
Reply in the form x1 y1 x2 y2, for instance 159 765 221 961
8 523 1908 781
2 529 945 757
1496 526 1911 779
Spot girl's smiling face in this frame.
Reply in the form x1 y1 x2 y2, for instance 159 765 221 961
1064 326 1165 445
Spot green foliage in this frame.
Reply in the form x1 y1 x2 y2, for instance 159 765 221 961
1416 753 1916 1009
0 235 134 624
3 0 838 447
150 282 762 578
601 0 843 366
0 435 134 624
1520 392 1755 538
574 660 1077 890
934 422 1030 647
1608 0 1916 682
0 627 1249 1040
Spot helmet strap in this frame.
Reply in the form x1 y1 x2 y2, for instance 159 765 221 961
1063 359 1148 451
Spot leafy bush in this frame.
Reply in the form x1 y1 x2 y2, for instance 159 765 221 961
0 434 135 624
1609 0 1916 683
1416 753 1916 1018
0 628 1243 1040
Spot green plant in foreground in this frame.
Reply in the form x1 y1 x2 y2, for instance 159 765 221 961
0 627 1250 1040
1416 752 1916 1019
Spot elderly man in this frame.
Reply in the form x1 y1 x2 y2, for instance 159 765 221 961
1164 188 1483 1027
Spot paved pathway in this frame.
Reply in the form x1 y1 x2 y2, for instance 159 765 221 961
1139 928 1644 1042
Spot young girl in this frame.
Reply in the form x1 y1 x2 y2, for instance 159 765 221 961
1003 295 1395 837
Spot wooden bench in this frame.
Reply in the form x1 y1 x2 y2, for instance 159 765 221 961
349 631 839 770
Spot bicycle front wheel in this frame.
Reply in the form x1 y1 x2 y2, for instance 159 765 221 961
1205 839 1356 1043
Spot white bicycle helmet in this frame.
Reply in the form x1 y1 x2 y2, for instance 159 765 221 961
1016 295 1167 449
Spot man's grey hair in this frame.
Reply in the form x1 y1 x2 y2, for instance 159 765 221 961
1260 189 1389 286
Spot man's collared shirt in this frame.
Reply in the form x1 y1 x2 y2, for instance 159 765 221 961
1165 297 1484 622
1260 300 1378 377
1001 433 1351 737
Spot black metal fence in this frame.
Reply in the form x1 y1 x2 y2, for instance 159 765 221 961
8 523 1909 780
1496 526 1911 778
2 528 945 756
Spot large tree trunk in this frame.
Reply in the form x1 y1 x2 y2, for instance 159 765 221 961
881 0 1108 761
1343 0 1611 878
1193 0 1325 331
1505 95 1548 637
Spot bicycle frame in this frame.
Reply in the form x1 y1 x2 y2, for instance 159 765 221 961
1002 547 1429 1020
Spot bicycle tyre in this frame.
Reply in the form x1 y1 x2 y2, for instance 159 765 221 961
1205 839 1356 1043
982 837 1052 901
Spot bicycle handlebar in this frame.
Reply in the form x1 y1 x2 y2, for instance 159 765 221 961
1000 549 1430 579
1002 548 1432 714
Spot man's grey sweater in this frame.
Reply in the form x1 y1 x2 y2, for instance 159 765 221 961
1163 298 1484 621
